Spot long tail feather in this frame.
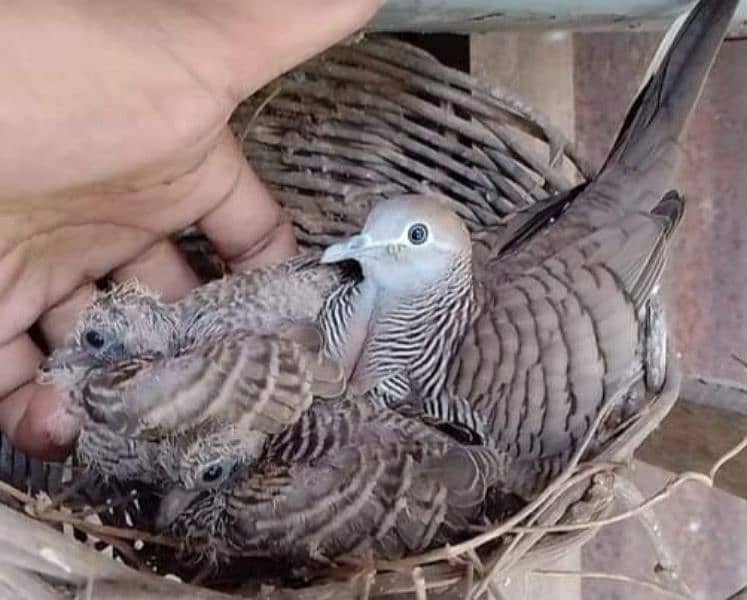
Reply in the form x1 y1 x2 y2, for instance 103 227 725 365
598 0 738 211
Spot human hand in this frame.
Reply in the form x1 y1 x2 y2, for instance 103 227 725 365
0 0 381 460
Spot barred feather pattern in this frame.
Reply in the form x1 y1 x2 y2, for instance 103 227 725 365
445 195 685 498
321 255 475 424
79 333 335 439
318 279 361 363
168 397 506 562
77 424 165 484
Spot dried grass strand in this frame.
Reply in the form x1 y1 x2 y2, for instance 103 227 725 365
534 569 692 600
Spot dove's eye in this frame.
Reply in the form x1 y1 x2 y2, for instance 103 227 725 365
407 223 428 245
84 329 106 350
194 459 241 489
201 464 224 484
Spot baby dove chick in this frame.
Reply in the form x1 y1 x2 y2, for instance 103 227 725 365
40 253 348 388
155 396 506 563
38 280 179 390
320 0 737 497
39 256 348 481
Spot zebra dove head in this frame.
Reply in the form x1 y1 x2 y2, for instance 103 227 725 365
320 195 471 294
38 280 179 388
154 425 265 530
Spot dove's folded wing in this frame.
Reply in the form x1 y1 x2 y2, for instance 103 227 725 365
79 332 344 438
224 437 504 560
457 192 683 465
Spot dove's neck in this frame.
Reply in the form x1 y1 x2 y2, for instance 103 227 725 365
331 256 476 402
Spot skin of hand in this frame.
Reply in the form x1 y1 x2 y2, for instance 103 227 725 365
0 0 382 460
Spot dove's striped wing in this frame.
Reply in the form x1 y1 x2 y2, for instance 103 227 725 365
443 0 739 496
447 194 683 498
178 399 506 562
77 424 165 484
80 333 344 438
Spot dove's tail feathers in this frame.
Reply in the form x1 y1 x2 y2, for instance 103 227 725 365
281 323 346 398
309 352 346 398
626 190 686 307
598 0 737 212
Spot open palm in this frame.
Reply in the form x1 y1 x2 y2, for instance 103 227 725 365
0 0 380 459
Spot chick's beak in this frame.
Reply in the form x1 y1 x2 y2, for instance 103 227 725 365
321 233 379 264
36 349 93 384
155 487 203 531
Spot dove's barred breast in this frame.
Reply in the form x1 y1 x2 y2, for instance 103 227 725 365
360 258 474 400
321 256 474 401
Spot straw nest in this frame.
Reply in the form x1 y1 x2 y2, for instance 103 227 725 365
0 35 712 600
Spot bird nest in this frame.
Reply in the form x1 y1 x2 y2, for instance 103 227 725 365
0 36 687 599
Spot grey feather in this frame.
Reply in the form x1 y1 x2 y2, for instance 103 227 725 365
159 397 506 563
320 0 735 498
38 254 350 480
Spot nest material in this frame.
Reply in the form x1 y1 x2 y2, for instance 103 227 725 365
0 36 681 599
232 36 592 247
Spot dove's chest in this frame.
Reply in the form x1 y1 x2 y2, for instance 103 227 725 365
353 285 475 406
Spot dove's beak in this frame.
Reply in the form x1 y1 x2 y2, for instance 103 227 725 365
321 234 383 263
37 349 93 384
155 487 203 530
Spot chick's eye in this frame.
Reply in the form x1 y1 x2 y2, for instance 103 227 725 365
201 464 224 483
407 223 429 245
84 329 106 350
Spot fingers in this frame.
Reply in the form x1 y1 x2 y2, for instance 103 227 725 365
197 128 297 272
110 239 200 301
0 383 77 460
0 334 76 460
38 283 97 350
219 0 384 101
0 221 159 349
0 335 41 399
17 127 288 355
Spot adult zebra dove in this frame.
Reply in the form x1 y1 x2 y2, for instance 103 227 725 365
320 0 737 497
155 395 506 563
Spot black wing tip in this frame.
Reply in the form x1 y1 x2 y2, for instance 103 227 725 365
603 0 739 172
652 190 686 232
